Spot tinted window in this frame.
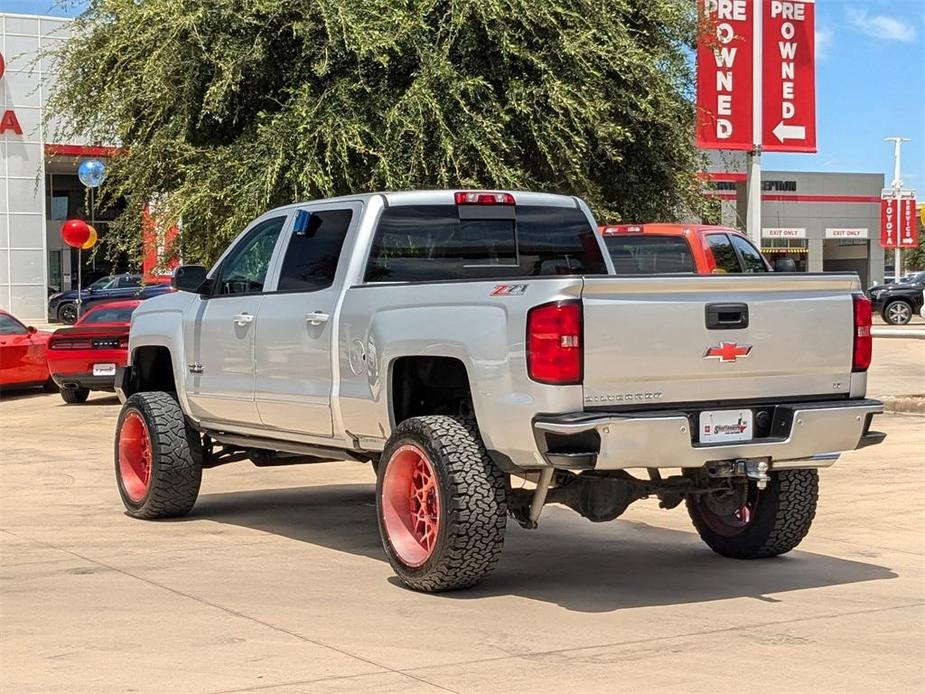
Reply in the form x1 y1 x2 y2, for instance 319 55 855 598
277 209 352 292
117 275 142 288
603 235 695 274
730 235 769 273
706 234 741 273
80 305 137 324
365 205 607 282
0 314 27 335
216 217 285 295
88 277 116 290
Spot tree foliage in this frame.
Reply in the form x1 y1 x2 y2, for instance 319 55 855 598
49 0 707 265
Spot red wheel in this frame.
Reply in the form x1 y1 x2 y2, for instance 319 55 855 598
686 470 819 559
381 444 441 567
118 411 152 502
696 496 757 537
376 416 507 591
114 392 202 519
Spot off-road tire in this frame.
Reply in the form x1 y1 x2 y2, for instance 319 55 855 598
60 387 89 404
377 416 507 592
687 469 818 559
115 391 202 519
882 299 913 326
58 303 78 324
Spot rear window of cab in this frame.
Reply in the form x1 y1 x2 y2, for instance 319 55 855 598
603 234 696 274
364 205 608 282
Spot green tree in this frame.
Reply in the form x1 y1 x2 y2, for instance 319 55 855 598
49 0 707 265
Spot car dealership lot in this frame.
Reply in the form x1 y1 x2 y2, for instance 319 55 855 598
1 354 923 693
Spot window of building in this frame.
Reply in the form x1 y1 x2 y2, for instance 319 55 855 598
277 209 353 292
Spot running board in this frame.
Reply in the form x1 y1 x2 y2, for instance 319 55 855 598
203 430 371 464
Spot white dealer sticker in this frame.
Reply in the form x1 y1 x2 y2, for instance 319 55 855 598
700 409 754 444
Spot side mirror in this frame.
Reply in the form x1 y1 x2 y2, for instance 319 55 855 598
774 257 797 272
27 326 38 335
172 265 210 294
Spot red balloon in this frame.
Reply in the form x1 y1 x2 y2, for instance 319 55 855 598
62 219 91 248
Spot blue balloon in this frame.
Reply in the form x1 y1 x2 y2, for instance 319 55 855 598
78 159 107 188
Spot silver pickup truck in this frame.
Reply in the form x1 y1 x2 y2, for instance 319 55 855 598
114 190 884 592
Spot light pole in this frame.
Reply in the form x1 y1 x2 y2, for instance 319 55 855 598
884 137 910 280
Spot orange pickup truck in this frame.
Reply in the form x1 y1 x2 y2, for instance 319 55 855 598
599 224 777 274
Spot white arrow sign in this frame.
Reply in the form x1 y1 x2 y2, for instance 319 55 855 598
772 122 806 142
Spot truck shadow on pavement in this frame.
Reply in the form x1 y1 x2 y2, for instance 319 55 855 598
192 483 896 613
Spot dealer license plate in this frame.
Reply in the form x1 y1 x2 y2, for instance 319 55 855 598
699 409 753 444
93 363 116 377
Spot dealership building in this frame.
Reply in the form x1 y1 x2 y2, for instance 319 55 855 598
707 169 887 287
1 12 123 323
0 12 893 322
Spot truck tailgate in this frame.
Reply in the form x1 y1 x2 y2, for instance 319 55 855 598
581 274 862 406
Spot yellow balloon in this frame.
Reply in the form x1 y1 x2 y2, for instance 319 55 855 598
81 226 98 250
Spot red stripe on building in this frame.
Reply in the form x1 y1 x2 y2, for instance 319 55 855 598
700 172 747 182
706 192 880 204
761 194 880 204
44 144 125 158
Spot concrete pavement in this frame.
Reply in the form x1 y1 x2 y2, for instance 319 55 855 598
1 359 923 692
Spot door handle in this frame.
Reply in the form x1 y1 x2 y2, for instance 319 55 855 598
305 311 330 326
233 312 254 326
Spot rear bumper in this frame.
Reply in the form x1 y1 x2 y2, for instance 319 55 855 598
52 374 116 392
533 399 884 471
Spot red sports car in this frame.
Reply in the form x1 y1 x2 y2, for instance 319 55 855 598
0 310 56 392
47 300 140 404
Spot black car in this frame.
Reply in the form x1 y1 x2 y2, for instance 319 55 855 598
47 273 174 324
867 270 925 325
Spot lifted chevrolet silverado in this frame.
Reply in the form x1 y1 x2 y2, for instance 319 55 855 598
114 190 885 592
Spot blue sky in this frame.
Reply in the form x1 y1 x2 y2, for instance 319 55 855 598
3 0 924 189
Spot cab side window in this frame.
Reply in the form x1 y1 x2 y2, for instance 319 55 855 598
705 234 741 273
215 217 286 295
730 234 769 273
277 209 352 292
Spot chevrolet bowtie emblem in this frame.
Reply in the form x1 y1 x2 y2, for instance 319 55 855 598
703 342 752 363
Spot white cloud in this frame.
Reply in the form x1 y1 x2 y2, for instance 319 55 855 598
847 8 917 43
815 26 834 60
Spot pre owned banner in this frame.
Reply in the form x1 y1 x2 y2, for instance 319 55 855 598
762 0 817 152
695 0 755 150
696 0 816 152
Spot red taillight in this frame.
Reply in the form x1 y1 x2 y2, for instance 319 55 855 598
527 300 582 385
852 294 872 372
454 191 515 205
50 339 92 350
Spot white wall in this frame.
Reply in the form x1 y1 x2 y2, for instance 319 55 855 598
0 13 71 321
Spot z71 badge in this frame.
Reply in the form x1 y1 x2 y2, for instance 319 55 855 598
490 284 528 296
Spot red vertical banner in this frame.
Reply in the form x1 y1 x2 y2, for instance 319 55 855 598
142 204 181 283
696 0 755 151
762 0 817 152
880 198 898 248
898 197 918 249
